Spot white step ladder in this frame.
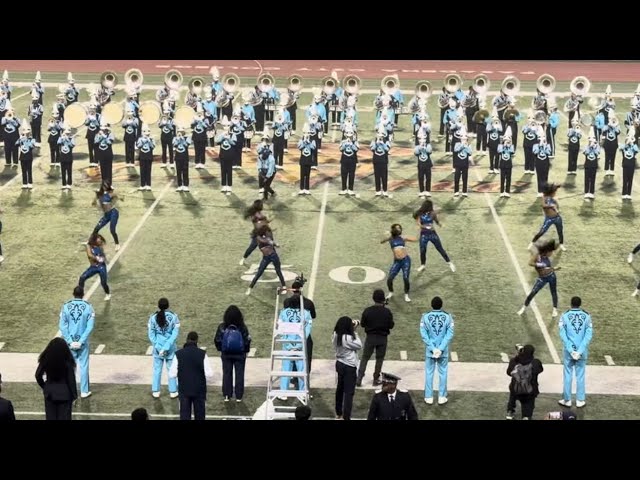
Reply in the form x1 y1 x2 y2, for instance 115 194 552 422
263 287 309 420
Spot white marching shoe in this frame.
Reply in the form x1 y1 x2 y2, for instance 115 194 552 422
559 244 567 252
552 308 558 317
239 257 246 266
115 244 120 252
417 265 426 272
424 397 434 405
245 287 252 296
404 294 411 303
0 255 4 264
386 292 394 300
517 305 526 316
152 392 160 398
104 294 111 301
576 400 586 408
558 399 572 407
81 391 92 399
448 262 456 272
632 289 639 297
628 253 634 264
437 397 448 405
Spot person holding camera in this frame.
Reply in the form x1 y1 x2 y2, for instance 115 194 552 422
357 289 395 387
506 344 544 420
332 316 362 420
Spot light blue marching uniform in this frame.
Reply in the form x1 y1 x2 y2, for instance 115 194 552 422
420 309 454 399
620 142 639 157
241 104 256 123
340 107 359 126
548 111 560 129
64 86 79 103
278 306 312 391
583 144 600 161
59 298 95 395
211 81 223 96
306 103 327 123
57 135 75 153
559 307 593 403
147 310 180 394
203 99 218 122
135 136 155 153
414 143 433 163
257 148 276 178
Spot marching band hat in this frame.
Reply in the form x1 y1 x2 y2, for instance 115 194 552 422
380 372 401 384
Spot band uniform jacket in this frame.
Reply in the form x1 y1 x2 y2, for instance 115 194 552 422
367 390 419 420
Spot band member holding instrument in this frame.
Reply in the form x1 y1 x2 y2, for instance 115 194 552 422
522 117 539 175
191 106 209 169
376 112 394 144
297 123 316 195
17 121 35 189
413 199 456 273
2 109 20 168
533 89 548 115
264 84 280 123
601 116 620 176
517 239 560 318
57 127 76 190
287 86 300 134
450 115 465 169
230 109 245 170
79 233 111 301
453 134 473 197
173 127 192 192
47 112 63 167
532 134 552 197
624 104 640 135
341 96 359 129
566 92 583 129
241 97 256 153
391 88 404 128
203 91 218 147
159 110 175 169
122 110 139 165
306 95 327 152
582 130 600 200
252 85 266 133
55 94 66 121
33 71 44 105
136 124 156 191
257 132 276 200
594 105 605 144
92 181 121 251
567 119 582 175
547 103 560 158
504 101 520 149
216 116 238 194
1 73 12 100
84 104 101 167
272 111 288 170
382 224 416 303
414 115 431 147
95 122 115 185
464 86 479 135
493 90 510 128
371 128 391 198
414 134 433 198
308 113 322 169
486 113 503 174
0 90 10 143
498 128 515 197
620 131 639 200
339 129 359 196
276 105 292 154
472 99 488 154
64 77 79 105
529 182 565 251
28 93 43 147
443 99 458 153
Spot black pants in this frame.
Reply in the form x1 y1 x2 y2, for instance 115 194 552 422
584 167 597 194
161 138 174 164
48 143 59 165
357 334 388 382
175 157 189 187
523 147 534 172
568 149 579 172
97 150 113 186
260 174 275 199
418 162 432 192
220 158 233 187
535 161 549 193
124 140 135 164
233 145 243 167
21 157 34 184
44 398 73 420
476 124 487 151
139 158 152 187
86 134 96 163
439 108 446 135
507 393 536 419
623 165 635 195
546 126 557 156
221 354 246 400
179 394 205 420
568 110 577 129
373 162 388 192
300 164 311 190
287 104 297 130
255 105 265 132
500 166 512 193
454 167 468 193
194 140 206 165
273 140 285 166
60 161 72 186
31 120 42 143
335 361 357 420
489 147 499 171
341 160 356 191
4 140 18 165
604 146 617 171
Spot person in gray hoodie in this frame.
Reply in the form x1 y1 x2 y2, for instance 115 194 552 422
332 316 363 420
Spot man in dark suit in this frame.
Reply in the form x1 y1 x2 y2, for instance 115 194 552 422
367 372 418 420
168 331 214 420
0 373 16 421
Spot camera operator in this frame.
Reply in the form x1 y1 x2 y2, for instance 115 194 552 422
356 289 395 387
332 316 362 420
506 344 544 420
289 276 316 390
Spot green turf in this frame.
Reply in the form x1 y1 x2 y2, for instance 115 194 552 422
4 382 639 420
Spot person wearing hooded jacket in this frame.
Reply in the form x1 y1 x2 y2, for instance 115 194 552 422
506 344 544 420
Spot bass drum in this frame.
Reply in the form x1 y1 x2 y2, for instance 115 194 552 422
101 103 124 125
175 105 196 129
139 101 162 125
64 103 88 128
244 126 255 139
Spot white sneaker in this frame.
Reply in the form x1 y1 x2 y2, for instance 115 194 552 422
161 164 168 169
404 294 411 303
418 192 425 197
552 308 558 317
21 184 28 189
0 255 4 263
245 287 252 296
504 193 511 198
152 391 160 398
536 192 543 198
417 265 426 272
176 187 183 192
461 192 468 197
304 190 310 195
424 397 434 405
438 397 448 405
284 148 289 153
576 400 586 408
382 191 389 197
27 184 33 189
375 191 382 196
558 399 572 407
227 187 232 194
425 191 431 197
348 190 355 196
339 190 347 195
560 244 567 252
183 187 189 192
298 190 305 195
104 294 111 301
454 192 460 197
277 396 287 401
81 391 92 399
62 185 68 190
258 188 264 193
138 186 145 191
386 292 394 300
500 192 505 197
527 242 534 250
448 262 456 273
633 289 639 297
169 392 179 399
239 257 246 266
115 244 120 252
310 165 318 170
145 186 152 191
517 306 526 316
628 253 634 264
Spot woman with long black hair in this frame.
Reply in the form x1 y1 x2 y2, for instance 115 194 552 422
148 298 180 399
517 239 561 318
214 305 251 402
245 224 286 295
35 337 77 420
332 316 362 420
239 200 270 266
412 199 456 274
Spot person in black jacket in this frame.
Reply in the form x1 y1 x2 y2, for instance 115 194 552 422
214 305 251 403
506 344 544 420
367 373 418 420
0 373 16 421
357 289 395 387
35 337 78 420
289 280 316 389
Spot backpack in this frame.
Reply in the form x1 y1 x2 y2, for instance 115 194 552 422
511 363 534 395
222 325 245 354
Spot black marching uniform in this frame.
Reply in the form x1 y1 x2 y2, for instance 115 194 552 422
366 374 418 420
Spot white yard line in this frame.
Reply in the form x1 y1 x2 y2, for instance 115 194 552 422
400 350 408 360
605 355 616 366
471 165 561 364
450 351 459 362
306 181 330 301
500 352 510 363
94 344 105 354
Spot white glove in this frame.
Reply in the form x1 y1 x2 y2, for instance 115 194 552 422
70 342 82 350
571 351 581 360
159 350 166 357
432 349 442 359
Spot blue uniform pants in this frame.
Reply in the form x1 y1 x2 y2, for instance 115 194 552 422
425 354 449 398
280 358 305 391
71 345 90 394
532 215 563 244
387 256 411 293
79 264 110 294
524 273 557 308
152 355 178 393
420 232 450 266
94 208 120 244
562 350 587 402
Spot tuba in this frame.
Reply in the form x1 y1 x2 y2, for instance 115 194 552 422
381 75 400 95
343 74 361 96
164 69 183 90
501 76 520 97
321 75 339 96
288 74 303 93
536 73 555 95
473 74 490 95
415 81 432 100
100 70 118 90
188 77 205 96
570 76 591 97
444 74 462 93
256 73 273 93
124 68 143 91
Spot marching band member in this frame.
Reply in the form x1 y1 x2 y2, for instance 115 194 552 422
92 181 121 251
566 92 583 129
517 239 560 318
375 112 394 144
147 298 180 399
438 87 450 136
582 129 600 200
1 71 12 100
370 128 391 198
341 95 359 129
450 113 465 165
522 116 539 175
413 199 456 273
382 224 416 303
414 133 433 198
28 93 43 147
57 126 75 190
95 122 115 185
156 84 171 104
245 224 287 295
601 115 620 176
464 86 479 135
453 133 473 197
411 105 424 145
338 128 359 196
621 130 639 200
329 82 345 126
277 104 292 154
17 121 35 189
443 99 458 153
84 104 101 167
0 90 10 142
47 112 63 167
497 128 516 197
306 94 327 152
229 109 245 170
297 123 316 195
252 85 266 133
529 182 565 251
391 88 403 128
241 95 256 153
126 91 140 118
546 103 560 158
533 89 548 114
55 94 66 121
136 124 156 191
532 134 552 197
272 109 289 168
163 93 177 119
203 91 218 147
472 100 488 154
414 115 431 146
79 233 111 301
486 112 503 174
64 75 79 105
210 68 223 98
286 86 300 134
308 112 323 169
173 126 192 192
191 105 209 169
33 71 44 105
264 84 280 123
624 103 640 135
504 100 520 149
185 89 201 112
2 109 20 167
256 132 276 200
567 119 582 174
159 110 175 169
594 103 605 144
216 116 238 194
122 110 139 165
492 89 511 128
